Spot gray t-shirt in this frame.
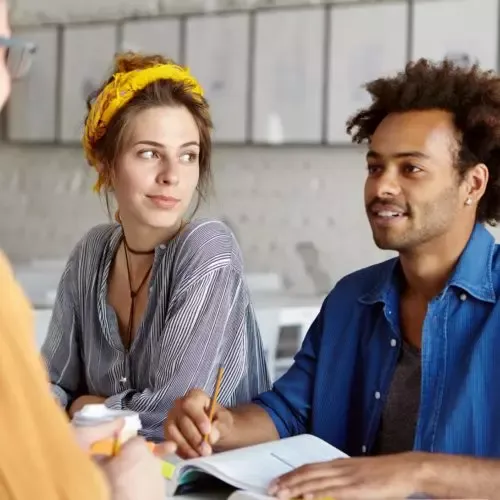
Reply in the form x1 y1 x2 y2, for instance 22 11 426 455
372 340 421 455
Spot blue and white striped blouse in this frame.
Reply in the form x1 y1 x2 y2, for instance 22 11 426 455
42 218 271 441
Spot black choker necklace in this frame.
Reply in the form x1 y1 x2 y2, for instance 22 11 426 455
123 236 155 255
122 236 153 353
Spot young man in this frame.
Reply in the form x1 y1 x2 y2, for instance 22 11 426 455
164 59 500 499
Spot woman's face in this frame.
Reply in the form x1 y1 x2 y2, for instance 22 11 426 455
111 105 201 231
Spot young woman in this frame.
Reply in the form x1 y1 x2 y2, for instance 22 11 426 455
42 52 271 441
0 8 165 497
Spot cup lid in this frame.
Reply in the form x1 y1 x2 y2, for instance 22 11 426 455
76 404 140 421
79 404 110 417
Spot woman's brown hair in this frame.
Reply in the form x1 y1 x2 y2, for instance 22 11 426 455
84 52 213 216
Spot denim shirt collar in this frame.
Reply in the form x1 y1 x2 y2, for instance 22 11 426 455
359 223 496 305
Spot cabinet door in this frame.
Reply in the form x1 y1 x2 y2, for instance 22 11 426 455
186 13 250 143
327 2 408 144
412 0 498 71
59 24 117 143
7 27 58 142
252 7 325 144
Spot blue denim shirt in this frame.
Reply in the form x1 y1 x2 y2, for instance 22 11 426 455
254 223 500 458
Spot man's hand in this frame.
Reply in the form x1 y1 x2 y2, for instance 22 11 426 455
269 452 428 500
69 395 106 417
164 389 234 459
268 452 500 500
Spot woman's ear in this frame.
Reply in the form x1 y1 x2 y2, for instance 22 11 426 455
95 162 116 191
94 162 104 175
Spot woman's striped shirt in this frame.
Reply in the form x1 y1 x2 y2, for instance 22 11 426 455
41 218 271 441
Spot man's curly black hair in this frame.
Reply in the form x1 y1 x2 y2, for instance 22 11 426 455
346 58 500 226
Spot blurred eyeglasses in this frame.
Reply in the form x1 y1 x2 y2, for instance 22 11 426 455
0 36 37 80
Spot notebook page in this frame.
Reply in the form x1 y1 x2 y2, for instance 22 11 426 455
195 434 348 494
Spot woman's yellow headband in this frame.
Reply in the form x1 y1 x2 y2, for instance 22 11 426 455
82 63 204 191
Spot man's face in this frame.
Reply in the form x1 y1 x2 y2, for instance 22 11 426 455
0 0 11 109
364 109 472 252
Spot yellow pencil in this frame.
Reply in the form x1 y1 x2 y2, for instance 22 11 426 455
111 431 120 456
204 366 224 443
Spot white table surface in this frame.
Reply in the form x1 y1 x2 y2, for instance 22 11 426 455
252 293 322 327
251 293 322 309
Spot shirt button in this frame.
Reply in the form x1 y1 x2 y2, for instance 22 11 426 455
459 293 467 301
361 445 367 454
374 391 381 400
159 244 166 250
149 286 153 293
120 377 127 384
390 338 397 347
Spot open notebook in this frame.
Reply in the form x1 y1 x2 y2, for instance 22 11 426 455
162 434 349 497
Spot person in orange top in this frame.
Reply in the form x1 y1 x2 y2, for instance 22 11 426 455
0 1 169 499
0 251 109 499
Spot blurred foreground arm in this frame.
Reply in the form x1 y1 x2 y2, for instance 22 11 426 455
0 251 109 500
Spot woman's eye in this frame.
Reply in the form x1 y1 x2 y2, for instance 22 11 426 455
138 150 158 160
180 152 198 163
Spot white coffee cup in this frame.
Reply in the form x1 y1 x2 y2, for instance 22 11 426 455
72 404 143 454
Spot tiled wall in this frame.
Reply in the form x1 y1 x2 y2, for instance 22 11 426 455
2 0 499 295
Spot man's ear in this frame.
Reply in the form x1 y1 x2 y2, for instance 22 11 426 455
462 163 489 206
